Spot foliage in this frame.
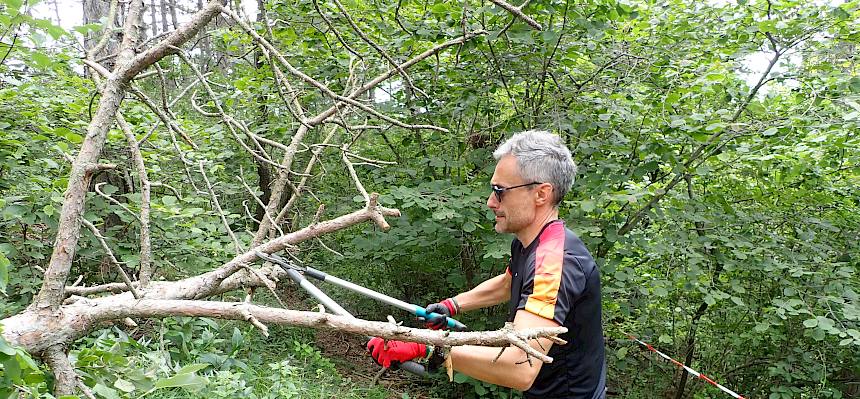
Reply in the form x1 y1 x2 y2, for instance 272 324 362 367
0 326 51 399
1 0 859 398
68 321 387 399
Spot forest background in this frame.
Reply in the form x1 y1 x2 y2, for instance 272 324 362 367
0 0 858 398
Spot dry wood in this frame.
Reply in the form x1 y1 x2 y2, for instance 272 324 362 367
4 298 566 363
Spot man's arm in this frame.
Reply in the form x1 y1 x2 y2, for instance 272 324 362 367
447 309 558 391
452 272 512 312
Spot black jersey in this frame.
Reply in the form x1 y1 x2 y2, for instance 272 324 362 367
507 220 606 399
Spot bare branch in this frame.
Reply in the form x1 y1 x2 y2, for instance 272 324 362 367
341 144 370 202
488 0 542 31
273 125 339 226
313 30 487 125
65 282 137 296
197 161 244 255
86 0 119 60
220 7 448 133
329 0 423 98
237 172 284 237
94 182 142 224
116 114 153 286
80 218 141 299
42 345 77 397
8 298 566 362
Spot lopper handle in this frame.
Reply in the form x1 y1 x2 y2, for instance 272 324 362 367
415 306 468 331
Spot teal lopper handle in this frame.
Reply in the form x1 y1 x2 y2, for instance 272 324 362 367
415 306 468 331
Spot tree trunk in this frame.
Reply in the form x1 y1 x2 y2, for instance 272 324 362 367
169 0 179 29
150 0 158 37
83 0 117 70
160 0 169 33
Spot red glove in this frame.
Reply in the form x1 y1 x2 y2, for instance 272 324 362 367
423 298 459 330
366 337 427 368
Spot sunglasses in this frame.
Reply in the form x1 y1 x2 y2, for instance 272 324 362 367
491 182 542 202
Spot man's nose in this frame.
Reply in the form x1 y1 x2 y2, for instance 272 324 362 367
487 192 498 209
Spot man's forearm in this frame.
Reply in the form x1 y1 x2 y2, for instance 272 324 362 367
453 273 511 312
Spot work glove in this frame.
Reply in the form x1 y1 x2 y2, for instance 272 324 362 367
366 337 427 368
422 298 460 330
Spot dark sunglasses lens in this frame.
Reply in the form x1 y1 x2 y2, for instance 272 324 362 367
492 185 503 201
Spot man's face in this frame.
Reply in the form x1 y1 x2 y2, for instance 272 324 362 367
487 155 537 234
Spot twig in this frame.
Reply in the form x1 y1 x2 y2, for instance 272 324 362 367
242 200 262 224
237 172 284 237
329 0 423 98
220 7 448 133
341 144 370 201
78 380 97 399
311 0 363 61
487 0 542 30
138 74 207 145
238 304 270 337
151 182 181 197
80 218 141 299
197 161 244 255
274 125 339 226
313 30 487 126
240 264 285 308
86 0 119 59
94 182 142 224
116 114 154 286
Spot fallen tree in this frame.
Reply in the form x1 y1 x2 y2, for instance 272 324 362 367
0 0 559 396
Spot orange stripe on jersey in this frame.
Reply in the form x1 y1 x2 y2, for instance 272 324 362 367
525 222 565 320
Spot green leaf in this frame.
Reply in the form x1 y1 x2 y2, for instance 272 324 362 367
154 372 207 389
704 123 724 132
4 0 23 10
30 51 53 69
704 294 715 306
803 318 818 328
453 372 469 383
0 334 17 355
113 378 135 393
92 384 121 399
762 127 778 136
580 200 596 212
463 221 476 233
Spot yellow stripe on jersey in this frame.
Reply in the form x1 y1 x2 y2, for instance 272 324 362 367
524 222 565 320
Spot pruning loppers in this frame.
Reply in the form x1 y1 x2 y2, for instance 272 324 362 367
254 251 468 331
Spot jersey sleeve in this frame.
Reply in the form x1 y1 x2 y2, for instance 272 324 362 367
514 223 589 325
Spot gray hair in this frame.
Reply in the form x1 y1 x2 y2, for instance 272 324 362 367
493 130 577 205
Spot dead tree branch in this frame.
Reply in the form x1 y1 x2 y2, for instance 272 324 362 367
198 161 244 255
42 345 77 396
80 218 140 299
5 298 566 364
117 114 153 286
488 0 542 31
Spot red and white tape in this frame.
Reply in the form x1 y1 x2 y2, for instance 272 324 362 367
625 333 746 399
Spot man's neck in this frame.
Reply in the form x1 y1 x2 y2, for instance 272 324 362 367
516 207 560 247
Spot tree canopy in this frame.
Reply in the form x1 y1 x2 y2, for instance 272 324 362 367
0 0 858 398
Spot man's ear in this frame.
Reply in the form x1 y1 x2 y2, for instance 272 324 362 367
535 183 554 206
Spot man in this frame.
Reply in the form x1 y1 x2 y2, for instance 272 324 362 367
368 130 606 399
